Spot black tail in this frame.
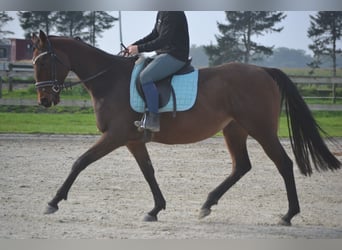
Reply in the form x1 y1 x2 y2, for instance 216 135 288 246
263 67 341 176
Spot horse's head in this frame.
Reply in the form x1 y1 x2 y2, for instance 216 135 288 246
31 31 70 107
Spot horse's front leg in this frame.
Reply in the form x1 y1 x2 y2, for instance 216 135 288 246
126 141 166 222
44 132 122 214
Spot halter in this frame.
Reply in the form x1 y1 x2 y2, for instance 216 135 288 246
33 37 114 93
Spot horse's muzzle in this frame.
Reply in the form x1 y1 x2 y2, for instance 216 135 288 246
39 97 52 108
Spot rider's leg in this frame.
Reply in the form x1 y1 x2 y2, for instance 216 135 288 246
138 54 186 132
141 81 160 132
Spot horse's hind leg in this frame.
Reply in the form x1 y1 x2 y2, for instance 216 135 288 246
256 135 300 226
200 122 251 219
126 141 166 222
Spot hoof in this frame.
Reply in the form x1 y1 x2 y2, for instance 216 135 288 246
143 214 158 222
278 217 292 226
44 204 58 214
198 208 211 219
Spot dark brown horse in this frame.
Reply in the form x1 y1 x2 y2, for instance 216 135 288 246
31 30 340 226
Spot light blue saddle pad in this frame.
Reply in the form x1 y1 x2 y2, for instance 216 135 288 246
130 58 199 113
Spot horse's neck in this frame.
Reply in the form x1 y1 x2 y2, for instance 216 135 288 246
66 42 115 80
56 40 135 98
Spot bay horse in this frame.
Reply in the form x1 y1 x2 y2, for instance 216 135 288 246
31 30 340 226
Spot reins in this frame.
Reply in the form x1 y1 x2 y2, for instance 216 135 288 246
33 37 116 92
63 64 115 89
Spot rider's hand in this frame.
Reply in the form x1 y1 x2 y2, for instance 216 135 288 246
127 45 139 55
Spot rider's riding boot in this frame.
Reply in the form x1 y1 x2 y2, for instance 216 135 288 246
144 112 160 132
134 81 160 132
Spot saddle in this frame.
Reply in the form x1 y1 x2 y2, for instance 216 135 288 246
135 56 195 116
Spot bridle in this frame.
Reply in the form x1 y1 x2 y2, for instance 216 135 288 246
33 37 114 93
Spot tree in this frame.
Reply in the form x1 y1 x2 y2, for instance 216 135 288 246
18 11 57 38
204 11 286 66
256 47 313 68
190 45 209 67
55 11 88 38
0 11 14 38
84 11 118 46
307 11 342 77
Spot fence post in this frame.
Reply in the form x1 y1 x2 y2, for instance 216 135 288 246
332 82 336 104
0 75 2 98
8 76 13 92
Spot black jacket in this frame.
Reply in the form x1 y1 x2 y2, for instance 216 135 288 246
133 11 190 62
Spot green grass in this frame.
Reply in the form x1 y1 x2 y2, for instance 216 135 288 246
0 112 99 134
278 111 342 137
1 85 90 100
0 105 94 114
0 110 341 137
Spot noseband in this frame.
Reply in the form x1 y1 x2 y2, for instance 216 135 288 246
33 37 114 93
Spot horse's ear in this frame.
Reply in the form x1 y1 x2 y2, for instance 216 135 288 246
30 31 47 49
39 30 47 44
31 32 41 49
31 30 48 50
31 33 38 43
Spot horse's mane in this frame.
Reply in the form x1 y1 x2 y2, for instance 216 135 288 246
48 35 133 62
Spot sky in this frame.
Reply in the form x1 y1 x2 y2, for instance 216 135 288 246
3 11 318 55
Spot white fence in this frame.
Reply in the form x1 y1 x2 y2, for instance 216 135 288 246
1 65 342 110
290 76 342 102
